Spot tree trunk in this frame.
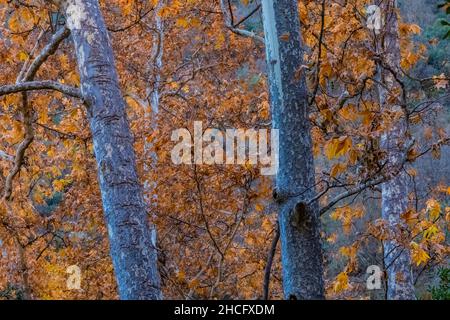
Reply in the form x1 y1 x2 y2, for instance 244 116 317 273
378 0 416 300
145 0 164 203
61 0 162 299
260 0 325 299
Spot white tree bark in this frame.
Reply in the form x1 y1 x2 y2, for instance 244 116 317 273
60 0 162 299
261 0 325 299
378 0 416 300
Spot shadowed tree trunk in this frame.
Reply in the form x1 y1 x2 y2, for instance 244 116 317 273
260 0 325 299
378 0 416 300
60 0 162 299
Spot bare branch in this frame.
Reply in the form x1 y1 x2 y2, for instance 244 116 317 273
3 94 34 200
16 29 46 82
0 81 82 99
318 175 386 216
263 222 280 300
0 150 14 162
21 27 71 82
318 140 415 216
220 0 265 44
233 4 261 28
1 28 79 200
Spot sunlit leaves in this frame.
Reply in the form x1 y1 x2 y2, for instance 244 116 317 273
333 272 349 293
331 205 365 234
411 242 431 266
324 136 352 160
8 7 36 32
426 199 441 221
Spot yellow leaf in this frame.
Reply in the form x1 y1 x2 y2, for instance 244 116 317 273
330 162 346 178
176 17 189 28
339 104 358 121
190 18 201 28
67 71 80 86
325 136 352 160
411 242 430 266
401 209 418 226
215 33 226 49
255 203 264 213
8 13 20 32
176 270 185 282
326 233 337 244
18 51 28 62
47 147 56 158
52 178 71 192
426 199 441 220
423 225 439 239
261 218 272 232
339 246 356 258
408 24 421 34
333 272 349 293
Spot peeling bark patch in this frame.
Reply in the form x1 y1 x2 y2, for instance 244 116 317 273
65 0 88 30
261 0 284 111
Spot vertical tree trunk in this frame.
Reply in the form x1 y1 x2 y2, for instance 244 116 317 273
260 0 325 299
61 0 162 299
378 0 416 300
145 0 164 202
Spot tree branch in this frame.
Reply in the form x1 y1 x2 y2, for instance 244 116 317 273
2 26 75 201
318 140 415 216
21 27 71 82
0 81 82 99
3 94 34 200
220 0 265 44
262 223 280 300
318 175 386 216
0 150 14 162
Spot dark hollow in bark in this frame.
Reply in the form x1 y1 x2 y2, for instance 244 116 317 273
261 0 325 299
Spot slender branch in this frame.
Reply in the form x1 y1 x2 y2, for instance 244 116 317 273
2 27 75 201
3 94 34 200
0 81 82 99
220 0 265 44
319 176 386 216
107 8 154 33
21 27 70 82
0 150 14 162
319 139 415 216
193 165 223 257
262 223 280 300
16 29 46 82
233 4 261 28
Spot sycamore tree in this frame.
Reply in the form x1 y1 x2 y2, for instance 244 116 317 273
0 0 448 300
0 0 161 299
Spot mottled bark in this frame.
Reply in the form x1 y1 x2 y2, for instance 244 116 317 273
145 1 164 202
261 0 325 299
378 0 416 300
61 0 162 299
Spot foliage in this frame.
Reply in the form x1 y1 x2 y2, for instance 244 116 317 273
438 0 450 39
429 267 450 300
0 0 448 300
